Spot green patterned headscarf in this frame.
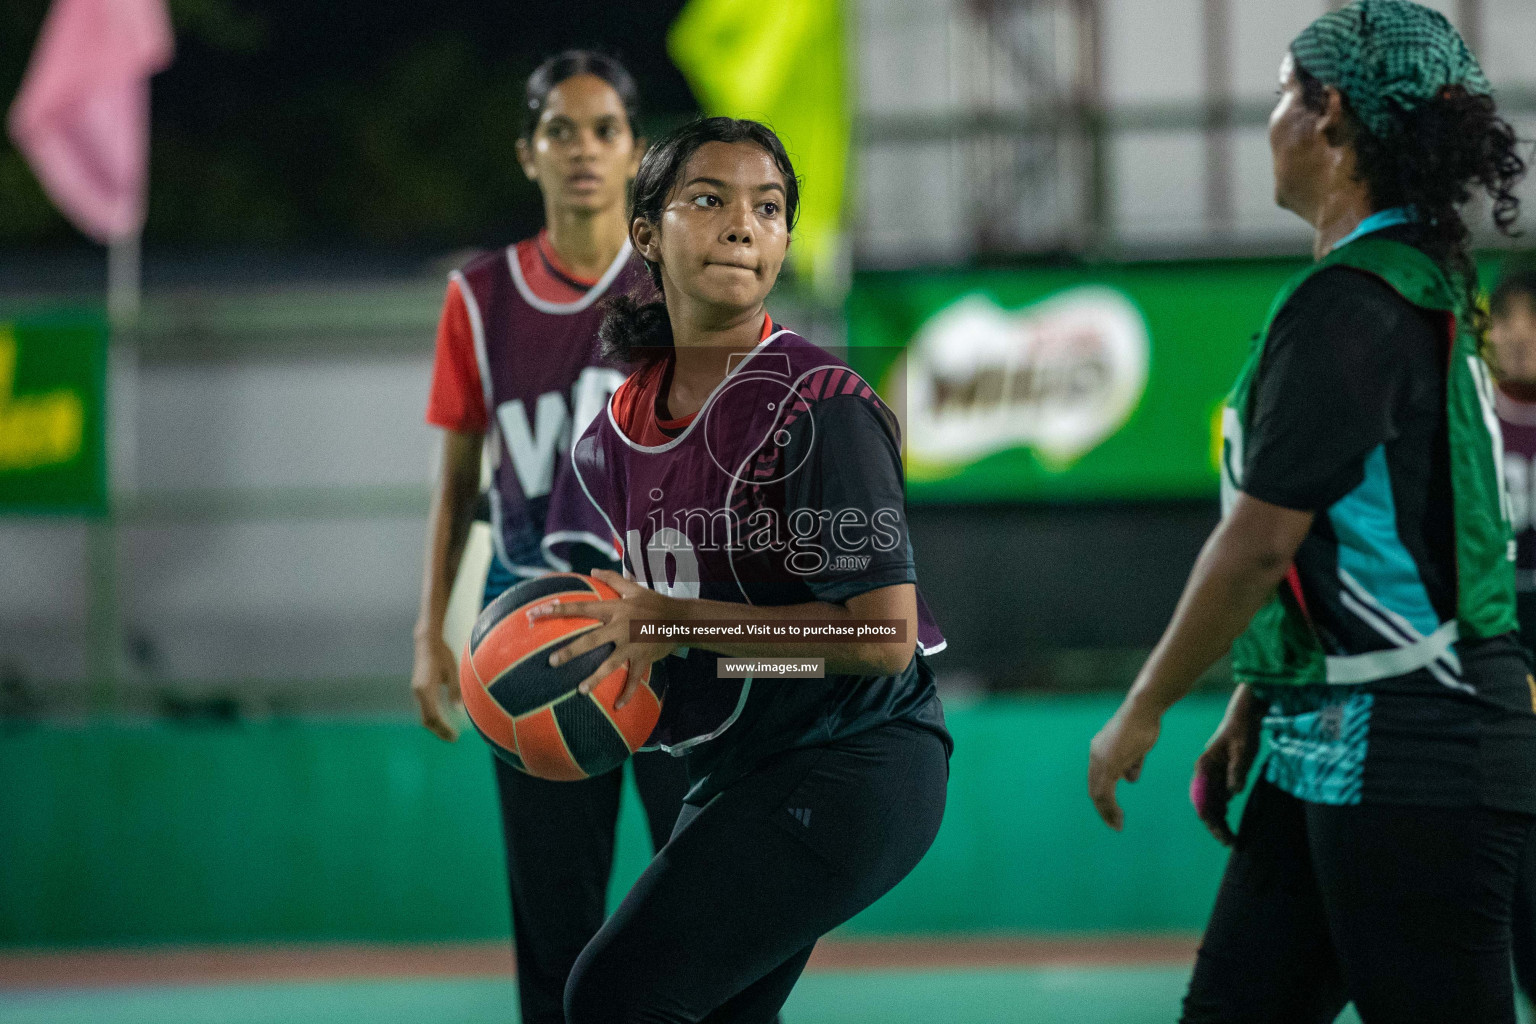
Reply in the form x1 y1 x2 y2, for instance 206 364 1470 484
1290 0 1491 138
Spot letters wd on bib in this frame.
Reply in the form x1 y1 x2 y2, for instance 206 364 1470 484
449 238 649 575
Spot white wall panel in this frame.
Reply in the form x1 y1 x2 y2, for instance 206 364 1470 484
1111 131 1205 241
136 355 437 493
0 522 87 619
1231 0 1320 101
1102 0 1203 107
1484 0 1536 89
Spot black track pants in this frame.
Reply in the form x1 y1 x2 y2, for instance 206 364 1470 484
564 721 950 1024
1182 776 1534 1024
1514 828 1536 1005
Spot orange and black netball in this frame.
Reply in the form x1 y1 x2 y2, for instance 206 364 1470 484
459 573 661 781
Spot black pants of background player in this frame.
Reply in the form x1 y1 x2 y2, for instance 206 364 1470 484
482 545 690 1024
1181 775 1536 1024
1517 834 1536 1008
1512 593 1536 1008
493 750 689 1024
563 720 949 1024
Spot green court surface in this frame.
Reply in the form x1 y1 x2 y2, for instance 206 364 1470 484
8 967 1519 1024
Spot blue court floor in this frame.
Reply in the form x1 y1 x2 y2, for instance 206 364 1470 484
7 966 1519 1024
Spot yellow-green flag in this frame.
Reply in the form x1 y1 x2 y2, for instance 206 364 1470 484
668 0 848 294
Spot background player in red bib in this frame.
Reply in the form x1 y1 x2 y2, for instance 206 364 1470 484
410 51 688 1024
1484 265 1536 1013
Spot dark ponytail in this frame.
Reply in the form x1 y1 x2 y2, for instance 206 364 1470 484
598 293 674 365
600 117 800 365
1296 60 1527 336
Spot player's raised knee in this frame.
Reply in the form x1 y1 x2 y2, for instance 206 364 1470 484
564 947 632 1024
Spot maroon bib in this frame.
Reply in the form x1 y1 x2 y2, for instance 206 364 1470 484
568 329 946 751
452 240 651 575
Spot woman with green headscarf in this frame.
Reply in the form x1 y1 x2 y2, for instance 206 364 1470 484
1086 1 1533 1020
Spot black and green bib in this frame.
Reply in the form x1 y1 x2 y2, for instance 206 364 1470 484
1220 236 1515 687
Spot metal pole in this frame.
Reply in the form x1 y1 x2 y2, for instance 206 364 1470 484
1457 0 1483 58
88 233 142 713
970 0 1007 255
107 235 140 499
1203 0 1234 233
107 234 141 327
1073 0 1107 248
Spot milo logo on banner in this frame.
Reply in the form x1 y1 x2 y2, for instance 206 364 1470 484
904 287 1150 476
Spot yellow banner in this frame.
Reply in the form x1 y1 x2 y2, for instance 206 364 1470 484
669 0 849 294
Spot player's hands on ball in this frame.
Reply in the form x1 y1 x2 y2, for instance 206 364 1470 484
1190 684 1262 846
411 634 462 742
529 569 679 709
1088 694 1164 831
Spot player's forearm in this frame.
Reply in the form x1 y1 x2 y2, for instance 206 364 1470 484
1128 560 1274 715
661 590 917 676
1129 495 1311 714
414 433 482 641
414 486 477 640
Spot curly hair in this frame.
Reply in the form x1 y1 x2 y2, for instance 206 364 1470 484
1296 60 1527 335
599 117 799 365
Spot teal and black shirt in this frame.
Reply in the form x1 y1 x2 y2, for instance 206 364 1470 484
1222 223 1536 812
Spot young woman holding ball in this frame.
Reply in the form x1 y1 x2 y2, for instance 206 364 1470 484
534 117 952 1023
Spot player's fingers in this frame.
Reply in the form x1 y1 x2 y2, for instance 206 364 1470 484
614 661 641 710
1191 762 1233 846
549 625 606 668
1213 815 1235 846
527 597 612 624
1200 786 1235 845
1093 785 1124 831
437 659 463 707
577 655 626 697
1191 760 1212 811
524 598 560 623
591 568 637 595
1198 802 1235 847
413 686 456 742
1087 757 1124 831
1123 755 1144 784
1194 747 1225 791
1226 748 1246 796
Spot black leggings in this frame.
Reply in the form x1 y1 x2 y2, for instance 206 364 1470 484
1183 776 1535 1024
494 749 689 1024
564 721 950 1024
1516 831 1536 1005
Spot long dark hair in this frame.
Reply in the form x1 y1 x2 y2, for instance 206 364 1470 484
522 50 640 142
600 117 800 364
1296 59 1526 335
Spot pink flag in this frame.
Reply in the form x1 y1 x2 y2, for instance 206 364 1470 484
7 0 174 243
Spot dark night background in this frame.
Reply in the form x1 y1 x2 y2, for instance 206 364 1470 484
0 0 698 250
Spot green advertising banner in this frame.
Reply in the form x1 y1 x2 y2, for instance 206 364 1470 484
0 313 108 515
848 259 1310 503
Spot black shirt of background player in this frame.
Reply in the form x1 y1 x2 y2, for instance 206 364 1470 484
1243 232 1458 646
